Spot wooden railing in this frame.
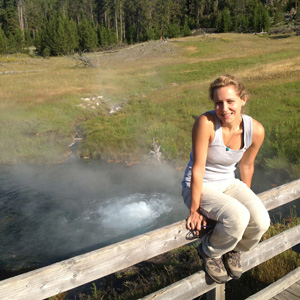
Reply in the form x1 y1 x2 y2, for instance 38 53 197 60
1 179 300 300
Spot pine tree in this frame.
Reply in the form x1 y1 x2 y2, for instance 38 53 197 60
57 12 79 54
295 5 300 24
216 8 233 32
13 27 24 52
216 11 223 32
25 0 55 33
36 11 79 56
166 22 181 38
146 25 159 41
251 2 270 32
7 32 16 53
0 0 277 55
108 28 117 44
234 14 250 32
223 8 233 32
45 12 62 55
273 8 284 24
261 4 270 31
182 19 192 36
134 0 148 42
24 28 33 47
2 0 19 35
95 0 109 26
78 15 98 51
97 24 109 46
189 0 205 29
0 25 7 54
56 13 69 55
34 16 46 55
66 18 79 52
155 0 172 39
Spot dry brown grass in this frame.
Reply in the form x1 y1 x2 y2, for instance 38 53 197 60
238 56 300 81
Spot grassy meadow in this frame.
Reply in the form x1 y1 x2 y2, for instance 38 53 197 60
0 33 299 179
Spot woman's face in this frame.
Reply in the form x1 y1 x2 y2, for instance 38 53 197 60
213 85 247 126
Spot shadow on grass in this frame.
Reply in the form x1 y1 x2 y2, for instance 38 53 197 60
269 34 293 39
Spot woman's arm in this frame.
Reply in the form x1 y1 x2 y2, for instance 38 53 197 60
239 119 265 188
186 113 214 233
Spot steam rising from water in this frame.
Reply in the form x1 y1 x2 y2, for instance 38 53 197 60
1 158 290 277
0 160 186 275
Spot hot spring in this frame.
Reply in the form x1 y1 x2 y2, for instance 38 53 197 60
0 159 187 278
0 157 296 280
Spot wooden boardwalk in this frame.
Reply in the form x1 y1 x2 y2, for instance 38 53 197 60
271 280 300 300
247 267 300 300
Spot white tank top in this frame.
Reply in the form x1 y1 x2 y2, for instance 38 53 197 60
182 110 253 187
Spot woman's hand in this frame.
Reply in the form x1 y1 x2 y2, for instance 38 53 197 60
186 210 207 236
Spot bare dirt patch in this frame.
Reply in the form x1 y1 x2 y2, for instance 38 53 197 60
86 40 180 67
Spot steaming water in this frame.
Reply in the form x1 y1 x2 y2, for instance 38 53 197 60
0 158 298 279
98 193 172 232
0 160 186 277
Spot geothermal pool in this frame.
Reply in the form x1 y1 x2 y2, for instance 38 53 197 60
0 158 296 279
0 160 187 277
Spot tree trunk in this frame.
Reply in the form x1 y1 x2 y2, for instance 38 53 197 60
120 3 123 43
17 0 25 35
115 9 119 42
122 7 126 43
90 1 95 24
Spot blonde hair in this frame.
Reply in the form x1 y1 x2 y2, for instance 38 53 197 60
209 74 248 101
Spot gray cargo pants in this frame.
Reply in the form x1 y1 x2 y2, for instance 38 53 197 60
182 179 270 258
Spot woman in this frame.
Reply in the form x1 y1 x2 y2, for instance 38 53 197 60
182 74 270 284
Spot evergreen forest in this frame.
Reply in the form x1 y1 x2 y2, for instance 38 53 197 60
0 0 299 56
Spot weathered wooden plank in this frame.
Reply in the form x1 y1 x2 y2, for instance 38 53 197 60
0 179 299 300
270 283 300 300
287 284 300 296
292 282 300 293
0 220 190 300
275 290 300 300
246 268 300 300
141 225 300 300
258 178 300 211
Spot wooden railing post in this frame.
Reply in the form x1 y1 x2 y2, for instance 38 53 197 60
206 284 225 300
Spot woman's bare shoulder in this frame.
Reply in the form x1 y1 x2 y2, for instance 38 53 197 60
194 111 215 127
192 112 215 143
251 118 265 143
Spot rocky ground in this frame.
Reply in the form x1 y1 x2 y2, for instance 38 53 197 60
83 39 180 66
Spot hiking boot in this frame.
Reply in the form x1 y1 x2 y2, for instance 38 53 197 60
223 250 242 280
198 244 228 284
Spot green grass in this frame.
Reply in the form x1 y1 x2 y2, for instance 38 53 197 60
0 33 300 174
77 34 300 173
0 99 90 163
157 50 300 85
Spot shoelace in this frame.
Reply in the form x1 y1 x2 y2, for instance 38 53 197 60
211 257 225 270
227 251 241 266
